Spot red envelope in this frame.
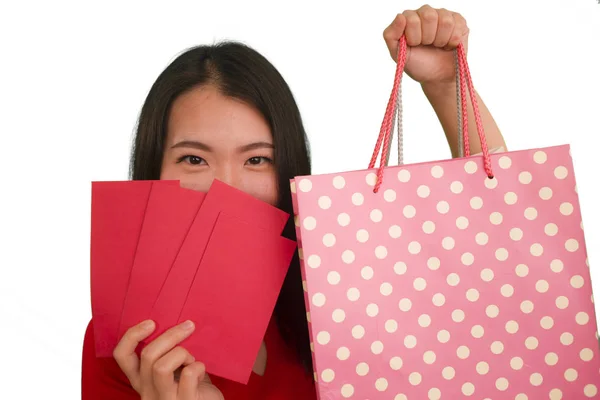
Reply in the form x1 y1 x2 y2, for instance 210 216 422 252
145 179 289 343
90 180 178 357
177 211 297 384
117 182 205 340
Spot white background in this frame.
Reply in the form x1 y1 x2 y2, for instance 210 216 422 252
1 0 599 397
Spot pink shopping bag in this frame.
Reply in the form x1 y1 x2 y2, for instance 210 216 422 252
291 37 600 399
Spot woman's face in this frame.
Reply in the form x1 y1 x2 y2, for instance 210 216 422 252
160 85 278 206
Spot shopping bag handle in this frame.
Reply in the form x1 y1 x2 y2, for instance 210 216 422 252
369 35 494 193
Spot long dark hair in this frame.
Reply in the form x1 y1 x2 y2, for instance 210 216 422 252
129 41 313 374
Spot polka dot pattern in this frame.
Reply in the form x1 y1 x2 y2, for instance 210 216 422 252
291 145 599 398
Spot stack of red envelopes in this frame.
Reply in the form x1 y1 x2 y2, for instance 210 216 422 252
90 179 297 384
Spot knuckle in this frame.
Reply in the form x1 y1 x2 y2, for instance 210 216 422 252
140 346 156 364
439 14 454 28
152 359 172 377
420 9 438 23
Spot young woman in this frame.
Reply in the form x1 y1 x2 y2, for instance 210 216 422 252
82 5 506 399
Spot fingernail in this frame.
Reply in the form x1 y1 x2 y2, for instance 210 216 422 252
141 320 155 331
181 320 194 330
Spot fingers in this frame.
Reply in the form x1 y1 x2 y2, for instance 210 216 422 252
139 320 196 387
152 346 196 394
448 12 469 49
383 13 406 62
178 362 207 399
434 8 454 48
113 319 156 391
416 5 438 45
402 10 422 46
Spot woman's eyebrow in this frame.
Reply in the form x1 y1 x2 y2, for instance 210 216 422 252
237 142 274 153
170 140 213 152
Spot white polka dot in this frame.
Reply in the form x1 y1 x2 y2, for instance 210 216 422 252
428 257 441 270
476 361 489 375
409 372 422 385
337 346 350 360
323 233 336 247
342 250 355 264
375 377 388 391
290 181 297 193
384 189 397 202
397 169 411 182
534 151 547 164
577 312 590 325
333 176 346 189
462 382 475 396
560 202 574 216
551 259 564 273
403 205 416 218
554 166 569 179
580 348 594 362
556 296 569 309
306 312 311 323
423 350 436 364
545 223 559 236
303 217 317 230
466 288 480 302
352 325 365 339
490 212 503 225
461 252 475 266
504 192 518 205
486 305 500 318
442 237 455 250
499 156 512 169
485 177 499 189
530 243 544 257
456 216 469 230
481 268 494 282
491 341 504 354
471 325 485 338
312 293 326 307
366 303 379 317
571 275 585 289
375 246 388 259
451 181 464 194
385 319 398 333
506 321 519 334
365 172 377 186
399 298 412 312
294 215 299 227
539 187 553 200
545 352 559 366
422 220 436 234
417 185 431 198
509 357 524 371
585 385 598 397
476 232 489 245
530 373 543 386
549 389 561 400
370 209 383 223
433 293 446 307
408 241 422 254
332 309 346 323
521 300 534 314
302 280 307 291
496 377 509 391
470 196 484 209
428 388 441 400
414 277 427 291
465 161 478 174
347 288 360 301
355 362 369 375
394 261 407 275
356 229 369 243
437 201 450 214
438 330 450 343
338 213 351 226
515 264 529 278
316 331 331 345
418 314 432 327
371 340 384 354
307 255 321 268
380 282 393 296
298 179 312 192
496 248 509 261
536 279 550 293
566 238 579 252
318 196 332 210
510 228 523 241
524 207 538 220
452 309 465 323
525 336 539 350
442 366 455 379
327 271 341 285
561 332 574 345
447 273 460 287
389 356 403 370
360 266 374 280
389 225 402 238
404 335 417 349
431 165 444 178
341 384 354 398
501 284 514 297
352 192 364 206
321 368 335 382
565 368 578 382
519 171 533 184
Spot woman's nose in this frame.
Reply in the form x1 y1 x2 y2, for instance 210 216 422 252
213 166 242 191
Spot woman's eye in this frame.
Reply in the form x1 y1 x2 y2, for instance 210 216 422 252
178 155 206 165
246 156 272 166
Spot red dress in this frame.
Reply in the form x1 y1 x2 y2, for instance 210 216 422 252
81 319 317 399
